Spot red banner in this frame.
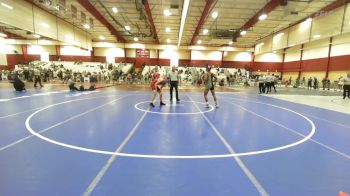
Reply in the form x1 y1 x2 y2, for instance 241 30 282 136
136 49 150 58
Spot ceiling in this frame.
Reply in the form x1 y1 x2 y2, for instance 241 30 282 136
11 0 339 47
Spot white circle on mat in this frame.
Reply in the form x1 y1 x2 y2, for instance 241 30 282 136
25 96 316 159
134 100 214 115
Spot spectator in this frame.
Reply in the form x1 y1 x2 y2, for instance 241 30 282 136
10 75 26 92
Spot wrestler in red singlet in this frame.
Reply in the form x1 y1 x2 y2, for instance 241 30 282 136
149 66 166 107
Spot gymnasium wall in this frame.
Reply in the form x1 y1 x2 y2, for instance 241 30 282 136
0 0 92 49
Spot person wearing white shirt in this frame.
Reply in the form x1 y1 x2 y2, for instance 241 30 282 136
167 66 180 102
343 73 350 99
258 75 266 94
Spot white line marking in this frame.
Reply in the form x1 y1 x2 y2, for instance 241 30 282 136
0 107 42 119
83 108 149 196
0 94 122 119
25 95 315 159
134 100 214 115
0 90 69 102
187 95 269 196
219 95 350 129
305 113 350 129
222 97 350 160
0 95 126 152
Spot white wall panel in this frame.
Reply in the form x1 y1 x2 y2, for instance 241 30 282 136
0 0 34 32
223 52 251 61
285 45 301 62
0 54 7 65
57 19 74 44
178 50 190 59
27 45 55 55
94 47 124 57
255 53 283 62
126 49 135 58
150 49 157 58
331 32 350 56
191 50 222 61
303 38 329 60
33 6 58 39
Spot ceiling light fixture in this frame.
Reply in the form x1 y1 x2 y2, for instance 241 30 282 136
203 29 209 35
259 14 267 21
240 30 247 36
33 34 41 38
313 34 321 39
164 9 172 16
197 40 202 44
228 41 233 45
125 26 131 31
134 37 139 42
99 35 105 40
1 2 13 10
212 11 218 19
83 24 90 29
276 32 284 37
167 38 171 43
112 7 118 13
165 27 171 32
0 33 7 37
41 23 49 28
178 0 190 47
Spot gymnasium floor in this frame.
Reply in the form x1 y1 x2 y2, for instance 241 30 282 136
0 86 349 196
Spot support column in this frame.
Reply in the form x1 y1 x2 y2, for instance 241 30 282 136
55 45 61 56
157 49 159 65
21 44 28 62
91 47 95 62
221 51 224 67
298 44 304 79
325 37 333 79
251 51 255 71
281 48 286 78
124 48 127 63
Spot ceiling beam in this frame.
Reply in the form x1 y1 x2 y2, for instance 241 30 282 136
77 0 126 43
232 0 281 42
256 0 350 42
142 0 159 44
190 0 218 45
1 30 28 40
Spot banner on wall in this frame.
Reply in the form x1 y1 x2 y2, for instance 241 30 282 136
136 49 150 58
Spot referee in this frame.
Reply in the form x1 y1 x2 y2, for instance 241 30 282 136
168 66 180 102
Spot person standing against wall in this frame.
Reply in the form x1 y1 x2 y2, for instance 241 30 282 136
167 66 180 102
343 73 350 99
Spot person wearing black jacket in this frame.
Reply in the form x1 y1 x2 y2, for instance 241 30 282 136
11 75 26 92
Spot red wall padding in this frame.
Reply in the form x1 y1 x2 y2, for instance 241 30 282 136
252 62 282 72
222 61 251 69
6 54 40 70
282 61 300 72
329 55 350 71
301 58 328 72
